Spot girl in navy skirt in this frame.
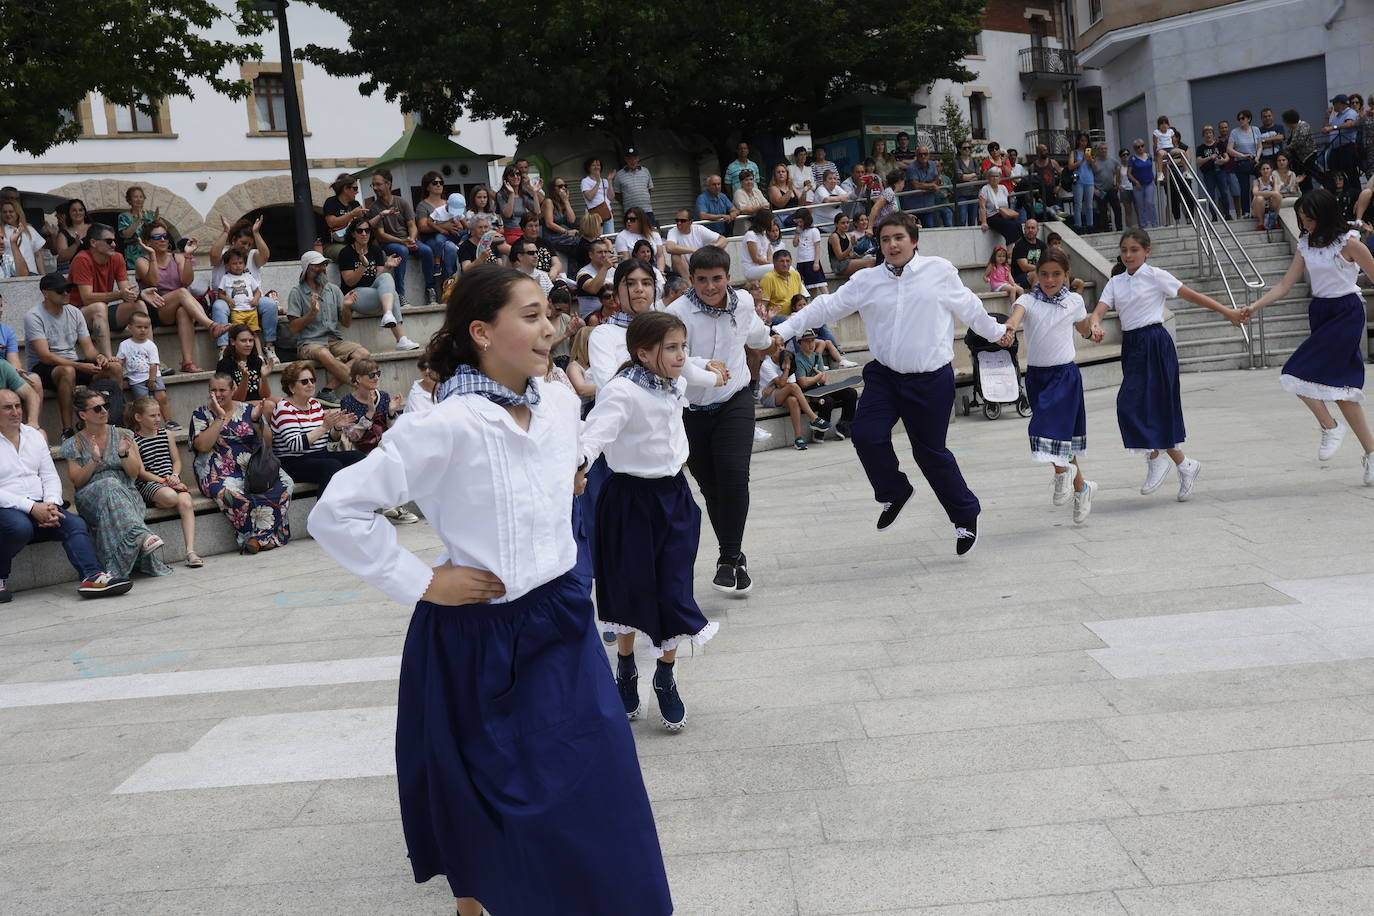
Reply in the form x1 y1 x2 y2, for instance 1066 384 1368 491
1088 228 1244 502
793 206 829 296
1243 189 1374 485
1003 250 1104 523
308 265 672 916
584 310 721 731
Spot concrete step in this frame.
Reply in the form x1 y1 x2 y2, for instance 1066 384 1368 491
1086 238 1292 262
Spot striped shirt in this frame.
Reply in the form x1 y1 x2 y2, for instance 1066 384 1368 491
270 398 331 456
133 430 175 478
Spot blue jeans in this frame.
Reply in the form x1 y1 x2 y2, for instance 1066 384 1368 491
1199 171 1228 219
383 241 438 293
1135 185 1158 228
421 234 460 279
957 200 979 227
1073 182 1095 229
212 297 279 346
0 507 103 580
931 206 954 227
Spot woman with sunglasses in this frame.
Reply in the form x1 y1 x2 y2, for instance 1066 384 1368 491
337 220 421 352
586 287 619 327
541 177 584 264
416 171 462 288
59 386 172 578
613 206 665 273
338 360 420 525
270 361 367 492
323 173 372 260
132 220 232 372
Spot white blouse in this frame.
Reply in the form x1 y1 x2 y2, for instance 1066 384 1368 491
667 295 774 405
307 379 581 606
1298 230 1362 299
581 376 689 478
588 322 717 394
1099 263 1182 331
1013 291 1088 367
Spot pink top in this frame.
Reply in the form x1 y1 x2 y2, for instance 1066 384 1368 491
986 263 1012 289
140 253 183 294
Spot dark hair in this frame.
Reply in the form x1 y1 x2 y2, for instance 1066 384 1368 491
748 209 773 233
582 156 602 174
624 205 652 232
793 206 813 229
429 265 538 382
469 184 496 213
1036 248 1072 275
139 218 173 242
1156 115 1170 127
71 386 105 430
885 168 905 188
617 311 688 375
344 219 373 247
82 222 115 251
1281 108 1300 125
987 141 1001 153
688 245 731 275
520 210 540 229
221 323 260 361
222 247 248 265
330 173 357 194
1295 189 1348 249
876 211 921 242
549 285 572 306
1237 109 1253 121
280 360 317 395
1119 227 1152 250
371 167 393 185
612 258 656 311
349 357 380 380
771 248 792 263
124 185 145 204
57 198 87 225
420 169 444 191
631 239 654 261
1045 231 1064 245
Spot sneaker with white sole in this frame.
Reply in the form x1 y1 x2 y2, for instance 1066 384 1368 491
1073 480 1096 524
380 311 399 328
955 518 979 556
77 572 133 598
382 506 420 524
837 358 859 368
1052 469 1073 506
1141 454 1172 494
653 662 686 731
1318 421 1346 460
395 336 421 351
876 486 915 531
1364 452 1374 487
1176 458 1201 501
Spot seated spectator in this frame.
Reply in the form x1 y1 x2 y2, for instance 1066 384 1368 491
614 207 665 270
514 211 564 279
786 303 853 367
811 171 852 229
116 186 158 266
1274 154 1302 206
415 171 462 286
757 340 828 450
1 199 44 277
541 178 584 263
792 328 858 437
761 250 806 316
1043 233 1087 294
661 274 690 306
457 217 502 272
870 169 905 226
575 239 617 318
403 350 439 415
338 359 419 525
270 361 367 490
870 140 899 182
787 147 814 200
840 163 874 220
665 208 726 278
1251 161 1284 230
0 388 133 602
59 386 171 579
367 168 438 306
510 238 556 298
978 168 1023 244
695 174 738 236
1010 218 1047 288
985 246 1024 306
67 225 149 357
629 239 666 299
215 324 276 409
742 211 778 281
25 273 125 438
208 217 280 362
190 373 292 553
337 220 421 353
212 248 268 362
566 326 598 413
463 186 507 254
828 213 874 278
287 251 370 404
132 224 229 372
47 198 92 275
768 163 801 227
0 290 42 426
548 286 583 368
581 157 616 234
851 212 877 259
496 164 540 249
732 170 769 216
585 287 619 327
322 173 369 259
116 312 177 430
126 395 201 568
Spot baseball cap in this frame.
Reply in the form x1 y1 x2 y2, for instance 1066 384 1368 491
799 328 818 340
1332 93 1350 105
625 146 639 156
39 273 74 293
446 192 467 213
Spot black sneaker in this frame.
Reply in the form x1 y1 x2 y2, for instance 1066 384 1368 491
832 420 850 440
955 518 979 557
793 436 809 450
809 417 831 433
733 554 753 595
615 657 641 719
711 560 736 594
653 664 686 731
876 486 914 531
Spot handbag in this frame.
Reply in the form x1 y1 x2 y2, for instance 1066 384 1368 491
589 179 612 222
245 414 281 494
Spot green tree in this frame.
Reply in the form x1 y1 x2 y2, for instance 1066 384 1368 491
0 1 269 155
938 92 972 175
299 0 984 164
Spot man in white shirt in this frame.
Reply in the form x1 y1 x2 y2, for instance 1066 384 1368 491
0 388 132 602
667 246 779 597
773 212 1011 557
664 208 727 278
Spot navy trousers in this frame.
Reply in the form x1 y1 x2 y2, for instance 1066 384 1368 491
851 361 980 525
681 387 755 561
0 507 103 580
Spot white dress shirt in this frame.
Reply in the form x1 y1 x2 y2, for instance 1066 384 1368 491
581 376 689 477
1014 291 1088 367
307 379 581 606
667 293 774 405
773 256 1006 374
588 322 718 394
1099 263 1181 331
0 425 62 514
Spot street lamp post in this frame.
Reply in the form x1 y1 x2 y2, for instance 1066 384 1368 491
257 0 316 256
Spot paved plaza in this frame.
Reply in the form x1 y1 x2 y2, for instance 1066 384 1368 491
3 367 1374 915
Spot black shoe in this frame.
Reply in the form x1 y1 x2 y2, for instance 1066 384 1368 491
809 417 831 433
653 661 686 731
832 420 850 440
733 554 753 595
876 486 914 531
955 518 979 557
615 655 641 719
793 436 809 450
711 560 736 594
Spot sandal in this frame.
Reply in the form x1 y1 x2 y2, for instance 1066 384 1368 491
240 538 261 555
181 361 205 373
140 534 165 555
185 551 204 568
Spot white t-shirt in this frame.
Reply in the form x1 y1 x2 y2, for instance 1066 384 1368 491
614 229 663 259
979 184 1010 217
743 230 773 269
117 337 162 383
1153 128 1175 151
404 379 436 414
1099 263 1182 331
811 186 850 226
581 176 611 211
666 224 720 251
1297 230 1361 299
794 227 822 264
2 224 45 275
1014 291 1087 367
788 164 813 198
210 248 265 291
758 355 794 391
217 271 262 311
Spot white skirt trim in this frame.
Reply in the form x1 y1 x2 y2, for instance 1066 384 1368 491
1126 446 1180 455
1280 374 1366 404
600 620 720 658
1031 450 1080 466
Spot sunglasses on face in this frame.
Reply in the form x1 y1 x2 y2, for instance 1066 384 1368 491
149 233 168 240
99 237 118 244
354 227 371 233
599 292 615 300
428 178 444 186
554 183 567 190
675 218 690 224
363 371 382 379
627 216 639 222
297 377 316 386
85 403 108 413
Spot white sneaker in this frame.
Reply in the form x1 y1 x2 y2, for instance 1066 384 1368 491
395 336 420 351
380 311 399 328
838 358 859 368
1318 420 1346 461
1141 454 1172 495
1364 452 1374 487
1073 480 1097 524
1176 458 1201 501
1052 469 1073 506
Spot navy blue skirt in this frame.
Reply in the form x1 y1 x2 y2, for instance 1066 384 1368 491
396 572 672 914
1026 362 1087 464
797 260 827 287
595 471 718 655
1280 293 1366 403
1117 323 1186 452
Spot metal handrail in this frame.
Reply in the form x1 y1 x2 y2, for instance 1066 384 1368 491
1159 152 1268 366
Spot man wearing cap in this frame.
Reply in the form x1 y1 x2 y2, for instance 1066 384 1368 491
24 274 125 438
1324 94 1361 189
286 252 368 405
613 148 656 229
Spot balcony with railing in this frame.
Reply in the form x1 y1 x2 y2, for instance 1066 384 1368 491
1018 46 1080 85
1023 128 1106 156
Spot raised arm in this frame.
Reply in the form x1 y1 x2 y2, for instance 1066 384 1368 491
773 282 861 342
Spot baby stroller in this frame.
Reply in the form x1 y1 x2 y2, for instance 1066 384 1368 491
960 312 1031 420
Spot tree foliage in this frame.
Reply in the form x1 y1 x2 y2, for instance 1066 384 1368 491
938 92 973 174
0 0 270 155
300 0 985 158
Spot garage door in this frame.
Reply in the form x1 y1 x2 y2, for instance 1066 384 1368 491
1114 95 1148 154
1189 56 1326 136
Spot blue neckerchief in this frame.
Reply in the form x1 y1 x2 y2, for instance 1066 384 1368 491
436 363 541 408
685 285 738 320
1032 284 1071 308
607 310 633 327
884 254 915 278
618 364 678 395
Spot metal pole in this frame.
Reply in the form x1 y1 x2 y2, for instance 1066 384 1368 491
269 0 316 256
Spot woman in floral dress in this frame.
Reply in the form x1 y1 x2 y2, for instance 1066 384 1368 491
59 387 172 579
189 373 293 553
